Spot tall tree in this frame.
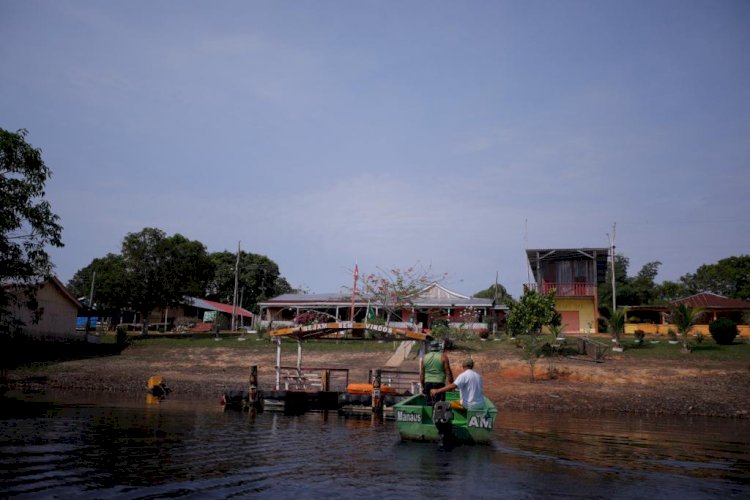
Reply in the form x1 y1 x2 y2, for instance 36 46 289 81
207 250 291 312
598 254 630 310
599 255 665 307
473 283 510 303
121 228 213 334
680 255 750 301
67 253 127 310
655 280 689 303
1 129 63 335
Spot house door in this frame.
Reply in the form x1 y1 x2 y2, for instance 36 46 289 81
560 311 580 333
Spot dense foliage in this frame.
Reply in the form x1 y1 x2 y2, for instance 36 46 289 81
0 129 63 336
599 254 750 308
67 253 127 309
68 229 293 322
681 255 750 301
473 283 510 303
121 228 214 334
708 318 739 345
206 250 292 312
505 288 558 336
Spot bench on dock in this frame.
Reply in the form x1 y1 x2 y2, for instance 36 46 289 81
281 369 323 390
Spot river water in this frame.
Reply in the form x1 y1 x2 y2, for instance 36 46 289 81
1 391 748 499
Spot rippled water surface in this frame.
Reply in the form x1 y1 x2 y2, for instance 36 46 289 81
1 391 748 498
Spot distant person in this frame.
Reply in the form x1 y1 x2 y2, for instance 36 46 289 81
430 357 484 410
421 340 453 403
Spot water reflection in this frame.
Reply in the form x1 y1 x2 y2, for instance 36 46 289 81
495 411 750 483
0 392 748 498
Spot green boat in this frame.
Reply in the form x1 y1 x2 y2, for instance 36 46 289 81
393 391 497 444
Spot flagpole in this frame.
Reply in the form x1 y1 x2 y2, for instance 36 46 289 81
350 262 358 322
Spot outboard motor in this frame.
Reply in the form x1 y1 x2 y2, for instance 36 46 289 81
432 401 454 448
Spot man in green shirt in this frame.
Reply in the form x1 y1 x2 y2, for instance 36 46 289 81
420 340 454 404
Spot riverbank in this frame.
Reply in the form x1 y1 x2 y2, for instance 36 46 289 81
4 340 749 418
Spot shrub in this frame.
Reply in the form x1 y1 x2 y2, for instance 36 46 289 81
634 330 645 342
431 318 449 329
116 326 128 345
709 318 738 345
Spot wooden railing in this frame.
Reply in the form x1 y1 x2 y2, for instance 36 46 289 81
526 282 598 297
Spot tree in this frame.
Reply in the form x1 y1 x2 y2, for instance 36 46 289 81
603 307 627 348
1 128 63 336
599 254 630 309
668 304 704 354
67 253 127 310
680 255 750 301
505 288 558 337
120 228 213 335
206 250 292 312
473 283 510 303
505 288 558 382
655 280 689 303
359 264 446 324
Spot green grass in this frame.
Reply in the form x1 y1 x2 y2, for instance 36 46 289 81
122 333 750 362
621 338 750 361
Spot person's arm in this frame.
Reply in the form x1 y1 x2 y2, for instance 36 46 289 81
419 358 425 386
442 353 454 384
430 382 456 397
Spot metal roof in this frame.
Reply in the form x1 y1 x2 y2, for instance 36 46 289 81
260 285 499 309
186 297 253 318
629 292 750 311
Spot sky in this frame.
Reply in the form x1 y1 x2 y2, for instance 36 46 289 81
2 0 749 298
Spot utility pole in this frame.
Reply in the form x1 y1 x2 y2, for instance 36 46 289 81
231 241 240 331
85 270 96 341
608 222 617 311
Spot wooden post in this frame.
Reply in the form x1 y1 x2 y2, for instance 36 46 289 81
275 337 281 390
371 368 382 415
321 369 330 392
248 365 258 410
296 340 303 379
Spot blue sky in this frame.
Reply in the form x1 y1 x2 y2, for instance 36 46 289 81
2 1 749 298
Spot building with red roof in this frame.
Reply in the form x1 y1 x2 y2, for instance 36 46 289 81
625 292 750 338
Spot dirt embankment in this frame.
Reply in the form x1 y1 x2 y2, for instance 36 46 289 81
4 345 749 418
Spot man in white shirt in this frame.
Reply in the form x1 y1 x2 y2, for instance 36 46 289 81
430 357 484 410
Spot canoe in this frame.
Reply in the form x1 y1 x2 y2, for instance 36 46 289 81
393 391 497 444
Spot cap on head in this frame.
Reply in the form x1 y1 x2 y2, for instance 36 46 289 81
462 358 474 369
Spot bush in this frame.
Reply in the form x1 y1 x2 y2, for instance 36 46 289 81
116 326 129 345
709 318 738 345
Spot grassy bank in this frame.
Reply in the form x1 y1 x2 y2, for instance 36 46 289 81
115 334 750 362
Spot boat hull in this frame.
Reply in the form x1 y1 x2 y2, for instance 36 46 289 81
393 392 497 444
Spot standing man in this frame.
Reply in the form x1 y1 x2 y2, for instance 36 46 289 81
430 357 484 410
421 340 453 404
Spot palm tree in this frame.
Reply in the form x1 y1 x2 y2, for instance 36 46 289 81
668 304 704 353
604 307 627 348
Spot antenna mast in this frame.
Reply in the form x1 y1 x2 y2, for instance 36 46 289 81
609 223 617 311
